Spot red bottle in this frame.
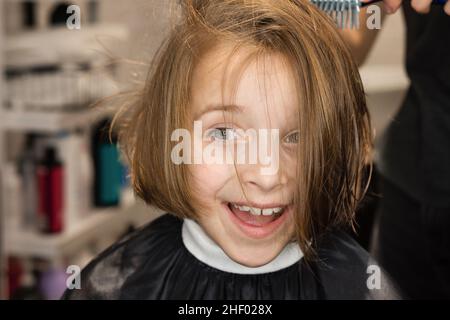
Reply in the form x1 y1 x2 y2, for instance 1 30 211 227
36 146 64 234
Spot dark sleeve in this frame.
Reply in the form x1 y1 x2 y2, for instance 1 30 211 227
311 230 403 300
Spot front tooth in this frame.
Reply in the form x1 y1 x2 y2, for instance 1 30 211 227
273 207 283 213
262 208 274 216
249 207 262 215
238 205 250 212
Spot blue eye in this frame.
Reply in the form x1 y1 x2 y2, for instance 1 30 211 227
206 128 237 141
283 131 299 144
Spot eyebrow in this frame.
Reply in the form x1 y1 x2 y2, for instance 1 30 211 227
194 104 243 120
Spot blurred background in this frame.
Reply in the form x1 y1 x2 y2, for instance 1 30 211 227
0 0 408 299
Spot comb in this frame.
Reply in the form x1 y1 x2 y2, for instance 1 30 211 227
311 0 448 29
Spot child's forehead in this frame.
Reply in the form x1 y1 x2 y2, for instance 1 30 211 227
190 43 299 118
194 42 291 82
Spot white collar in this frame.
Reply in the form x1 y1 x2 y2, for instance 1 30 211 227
181 218 303 275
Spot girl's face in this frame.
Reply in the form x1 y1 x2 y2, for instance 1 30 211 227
188 43 299 267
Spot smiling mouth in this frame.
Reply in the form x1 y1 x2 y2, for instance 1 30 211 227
227 202 287 227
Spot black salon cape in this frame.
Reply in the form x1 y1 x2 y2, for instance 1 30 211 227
62 214 401 300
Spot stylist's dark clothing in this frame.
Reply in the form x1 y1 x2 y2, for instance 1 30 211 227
374 2 450 299
373 177 450 299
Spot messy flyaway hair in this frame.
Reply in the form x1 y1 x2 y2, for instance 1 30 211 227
112 0 372 260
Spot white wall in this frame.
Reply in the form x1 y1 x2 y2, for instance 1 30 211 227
355 11 408 148
365 10 406 67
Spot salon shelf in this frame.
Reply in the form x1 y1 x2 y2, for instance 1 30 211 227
5 24 129 70
0 106 114 133
4 188 137 259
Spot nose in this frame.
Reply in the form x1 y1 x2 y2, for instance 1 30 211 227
239 163 287 193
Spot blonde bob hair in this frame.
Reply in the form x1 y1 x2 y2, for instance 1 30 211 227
112 0 372 259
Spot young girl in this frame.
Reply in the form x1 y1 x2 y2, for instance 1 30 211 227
63 0 400 299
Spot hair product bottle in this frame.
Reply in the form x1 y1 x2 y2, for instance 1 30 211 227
36 146 64 234
92 119 122 207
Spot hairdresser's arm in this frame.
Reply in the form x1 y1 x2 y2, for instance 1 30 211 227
379 0 450 15
341 0 450 66
339 3 387 67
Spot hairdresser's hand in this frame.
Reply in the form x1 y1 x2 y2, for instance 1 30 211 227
361 0 450 15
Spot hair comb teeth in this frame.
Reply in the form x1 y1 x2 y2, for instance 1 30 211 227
310 0 448 29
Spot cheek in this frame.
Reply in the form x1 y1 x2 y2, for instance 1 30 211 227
189 163 233 198
280 150 298 179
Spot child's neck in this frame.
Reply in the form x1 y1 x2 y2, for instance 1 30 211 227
182 218 303 274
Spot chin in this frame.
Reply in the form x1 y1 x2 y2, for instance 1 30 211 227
221 239 288 268
196 200 295 267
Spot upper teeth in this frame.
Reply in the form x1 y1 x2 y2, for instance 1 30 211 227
232 203 284 216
